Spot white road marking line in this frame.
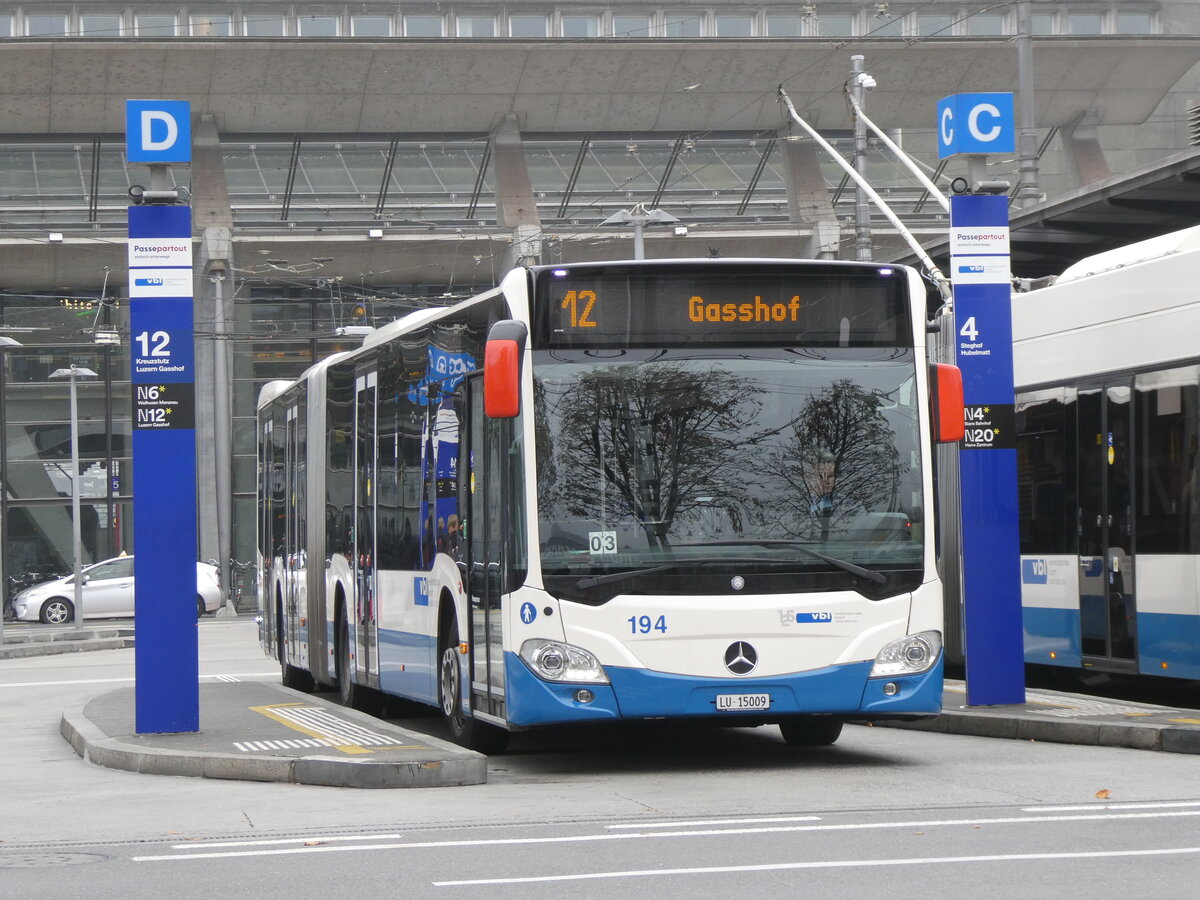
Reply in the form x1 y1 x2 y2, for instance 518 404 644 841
0 673 276 689
172 834 403 850
263 706 396 746
433 846 1200 886
607 816 821 829
131 810 1200 863
1025 801 1200 812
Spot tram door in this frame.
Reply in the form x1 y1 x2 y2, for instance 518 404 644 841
1077 381 1136 667
459 376 506 722
353 371 379 685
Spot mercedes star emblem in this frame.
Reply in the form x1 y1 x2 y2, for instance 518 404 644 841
724 641 758 675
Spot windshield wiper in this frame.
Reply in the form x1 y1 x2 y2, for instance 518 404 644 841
675 540 887 585
574 546 887 589
576 564 685 590
575 557 803 589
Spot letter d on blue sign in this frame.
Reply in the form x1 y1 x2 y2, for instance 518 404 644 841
126 100 192 164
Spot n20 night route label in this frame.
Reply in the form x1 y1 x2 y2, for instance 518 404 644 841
962 403 1015 450
134 383 195 430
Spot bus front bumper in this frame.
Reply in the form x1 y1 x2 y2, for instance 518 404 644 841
502 652 943 728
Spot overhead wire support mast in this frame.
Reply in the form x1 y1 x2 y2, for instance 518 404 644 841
777 86 952 306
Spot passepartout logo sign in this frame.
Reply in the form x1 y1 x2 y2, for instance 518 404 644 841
950 226 1010 256
128 237 193 268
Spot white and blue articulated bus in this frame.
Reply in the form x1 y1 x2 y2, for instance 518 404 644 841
1014 226 1200 681
258 259 964 752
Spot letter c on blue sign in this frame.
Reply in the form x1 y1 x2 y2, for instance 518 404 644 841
940 106 955 148
968 104 1002 143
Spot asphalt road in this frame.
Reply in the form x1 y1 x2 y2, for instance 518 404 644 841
3 619 1200 898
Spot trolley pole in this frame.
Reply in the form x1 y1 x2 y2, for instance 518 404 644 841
938 93 1026 706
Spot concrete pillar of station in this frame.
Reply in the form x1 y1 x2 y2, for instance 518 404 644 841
191 115 235 606
491 114 543 270
779 130 842 259
1061 111 1112 189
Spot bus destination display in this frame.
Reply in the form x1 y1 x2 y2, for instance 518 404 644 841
534 264 907 348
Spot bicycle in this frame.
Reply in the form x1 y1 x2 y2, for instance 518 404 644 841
228 558 255 613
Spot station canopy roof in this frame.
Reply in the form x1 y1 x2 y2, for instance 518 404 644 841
904 148 1200 281
0 36 1194 135
0 36 1196 293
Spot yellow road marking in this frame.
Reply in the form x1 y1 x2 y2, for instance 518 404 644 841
249 703 372 755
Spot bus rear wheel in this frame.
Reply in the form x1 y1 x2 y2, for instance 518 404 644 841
778 717 843 746
279 600 314 693
335 611 380 713
438 624 508 755
336 612 359 708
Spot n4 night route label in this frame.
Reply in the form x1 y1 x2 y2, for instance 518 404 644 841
962 403 1014 450
133 383 195 430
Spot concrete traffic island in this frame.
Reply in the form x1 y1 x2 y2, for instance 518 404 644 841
877 681 1200 755
61 680 486 788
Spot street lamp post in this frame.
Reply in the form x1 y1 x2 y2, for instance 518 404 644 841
49 364 98 629
601 203 680 259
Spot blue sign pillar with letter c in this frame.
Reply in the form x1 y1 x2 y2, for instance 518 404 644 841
126 99 199 733
938 93 1026 706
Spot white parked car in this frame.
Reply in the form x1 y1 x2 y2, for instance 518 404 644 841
11 556 223 624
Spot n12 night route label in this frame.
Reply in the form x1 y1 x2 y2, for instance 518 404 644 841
134 383 195 430
962 404 1015 450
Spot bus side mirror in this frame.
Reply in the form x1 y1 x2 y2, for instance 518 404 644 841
931 363 964 443
484 320 528 418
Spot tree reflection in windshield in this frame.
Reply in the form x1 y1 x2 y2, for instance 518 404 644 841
763 378 902 541
534 349 921 570
540 361 759 548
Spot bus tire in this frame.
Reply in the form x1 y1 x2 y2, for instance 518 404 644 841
278 596 314 692
335 610 381 713
438 621 509 755
336 610 360 709
778 717 843 746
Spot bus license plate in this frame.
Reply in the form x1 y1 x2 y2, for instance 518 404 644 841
716 693 771 711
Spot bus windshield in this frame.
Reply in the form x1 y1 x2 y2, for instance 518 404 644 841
532 346 924 603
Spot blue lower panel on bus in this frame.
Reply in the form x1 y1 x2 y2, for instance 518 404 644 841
1022 606 1081 668
1137 612 1200 680
378 628 437 705
504 653 943 727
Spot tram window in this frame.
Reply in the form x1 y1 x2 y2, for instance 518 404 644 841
1134 367 1200 554
1016 389 1076 554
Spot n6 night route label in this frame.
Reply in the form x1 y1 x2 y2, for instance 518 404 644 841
134 383 195 430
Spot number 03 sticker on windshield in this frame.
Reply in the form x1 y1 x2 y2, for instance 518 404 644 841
588 531 617 554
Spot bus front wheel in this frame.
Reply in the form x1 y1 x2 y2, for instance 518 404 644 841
778 717 843 747
438 624 508 755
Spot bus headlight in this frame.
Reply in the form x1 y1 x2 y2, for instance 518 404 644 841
520 639 609 684
870 631 941 678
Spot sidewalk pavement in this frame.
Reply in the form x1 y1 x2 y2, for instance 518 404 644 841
61 680 487 789
0 622 134 659
7 627 1198 787
878 680 1200 755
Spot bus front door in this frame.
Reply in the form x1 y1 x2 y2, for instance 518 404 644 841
353 371 379 687
1077 381 1137 670
460 377 506 723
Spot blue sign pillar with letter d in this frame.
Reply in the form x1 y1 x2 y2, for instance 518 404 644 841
939 93 1026 706
127 99 199 733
